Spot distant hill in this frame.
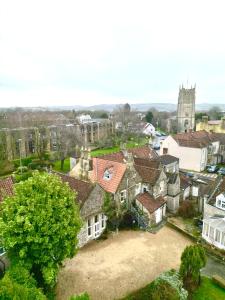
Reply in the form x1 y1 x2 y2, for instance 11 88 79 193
1 103 225 112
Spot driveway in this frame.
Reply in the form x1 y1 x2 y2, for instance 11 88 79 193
56 226 192 300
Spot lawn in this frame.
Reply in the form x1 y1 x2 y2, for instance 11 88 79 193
52 158 70 173
91 138 148 157
193 276 225 300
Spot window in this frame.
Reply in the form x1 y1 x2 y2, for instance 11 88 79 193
163 148 168 155
215 229 221 243
209 227 214 239
101 214 106 229
204 223 209 236
216 197 225 211
159 181 164 192
143 187 147 192
87 219 92 237
95 215 99 223
103 168 113 180
120 190 126 203
221 232 225 246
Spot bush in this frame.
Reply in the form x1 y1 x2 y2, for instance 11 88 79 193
0 264 46 300
212 275 225 290
70 292 90 300
119 212 136 229
149 279 180 300
178 201 196 218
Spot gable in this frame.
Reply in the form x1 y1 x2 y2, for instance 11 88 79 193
80 185 105 218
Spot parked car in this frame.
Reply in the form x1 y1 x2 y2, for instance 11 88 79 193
153 144 160 150
155 131 161 137
186 172 194 178
207 165 219 173
218 167 225 175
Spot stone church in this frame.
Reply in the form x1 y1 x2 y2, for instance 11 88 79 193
177 85 196 133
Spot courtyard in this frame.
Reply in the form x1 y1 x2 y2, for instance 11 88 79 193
56 226 192 300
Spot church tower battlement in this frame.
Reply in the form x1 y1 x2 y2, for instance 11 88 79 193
177 84 196 132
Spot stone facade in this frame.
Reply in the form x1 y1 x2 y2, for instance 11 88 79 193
78 184 106 247
177 85 195 133
0 120 114 160
197 116 225 134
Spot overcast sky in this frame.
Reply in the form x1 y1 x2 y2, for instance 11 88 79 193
1 0 225 107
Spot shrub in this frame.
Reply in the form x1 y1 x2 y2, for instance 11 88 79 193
0 264 46 300
178 201 196 218
212 275 225 290
70 292 90 300
149 279 180 300
119 212 136 229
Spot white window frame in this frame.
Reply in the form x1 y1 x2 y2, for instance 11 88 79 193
101 214 106 229
120 190 127 203
87 218 92 237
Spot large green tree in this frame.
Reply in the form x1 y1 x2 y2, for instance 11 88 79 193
145 111 154 123
0 171 82 287
179 245 206 293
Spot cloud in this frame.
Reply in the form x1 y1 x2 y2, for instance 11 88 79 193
1 0 225 106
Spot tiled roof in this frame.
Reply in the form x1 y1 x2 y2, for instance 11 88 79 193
100 152 125 163
173 130 211 148
212 133 225 145
54 172 94 206
0 177 14 203
90 157 126 193
99 145 158 163
136 192 166 213
179 174 191 190
158 154 179 165
128 145 158 160
134 165 161 185
208 120 221 125
134 157 161 169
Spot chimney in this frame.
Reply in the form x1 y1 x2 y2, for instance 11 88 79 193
202 115 208 124
120 142 128 157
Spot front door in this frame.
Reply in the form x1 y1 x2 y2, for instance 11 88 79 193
155 208 162 224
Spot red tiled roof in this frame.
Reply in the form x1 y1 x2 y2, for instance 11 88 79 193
134 157 161 169
96 145 158 163
54 172 94 206
90 157 126 193
100 152 125 163
173 130 213 148
0 177 14 203
134 165 161 185
128 145 158 160
136 192 166 213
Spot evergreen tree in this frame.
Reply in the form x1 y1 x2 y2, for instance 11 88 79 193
179 245 206 293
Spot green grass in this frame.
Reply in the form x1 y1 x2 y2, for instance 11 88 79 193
120 282 154 300
91 138 147 157
193 276 225 300
52 158 70 173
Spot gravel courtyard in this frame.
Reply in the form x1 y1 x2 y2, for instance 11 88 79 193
56 226 192 300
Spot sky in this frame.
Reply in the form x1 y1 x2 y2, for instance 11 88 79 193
1 0 225 107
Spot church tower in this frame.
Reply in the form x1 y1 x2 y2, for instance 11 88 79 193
177 85 196 133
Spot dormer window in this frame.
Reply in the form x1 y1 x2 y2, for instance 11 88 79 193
216 194 225 210
103 168 113 180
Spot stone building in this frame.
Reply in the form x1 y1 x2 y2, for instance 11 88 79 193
177 85 196 133
196 115 225 134
57 172 106 247
0 119 114 161
71 144 181 227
